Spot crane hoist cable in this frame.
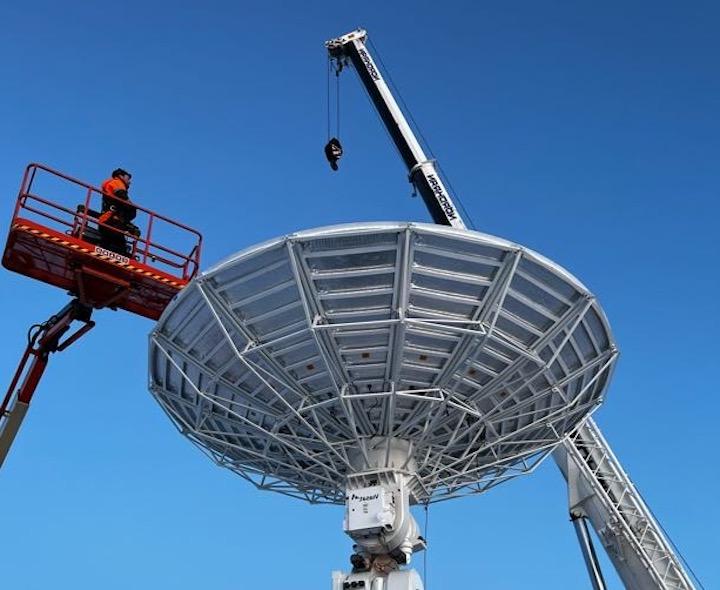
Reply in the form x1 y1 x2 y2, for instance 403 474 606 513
324 56 343 170
423 502 430 589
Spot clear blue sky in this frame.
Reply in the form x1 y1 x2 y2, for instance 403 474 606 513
1 1 717 588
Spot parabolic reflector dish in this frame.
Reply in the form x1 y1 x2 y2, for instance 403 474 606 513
149 223 617 503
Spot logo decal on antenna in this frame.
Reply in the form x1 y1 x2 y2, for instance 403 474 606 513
351 492 379 502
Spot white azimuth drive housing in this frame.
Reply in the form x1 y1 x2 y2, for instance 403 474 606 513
346 485 394 535
343 464 425 564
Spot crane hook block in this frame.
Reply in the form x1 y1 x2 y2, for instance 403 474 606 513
324 137 343 171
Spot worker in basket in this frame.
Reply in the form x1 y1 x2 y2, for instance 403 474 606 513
99 168 140 256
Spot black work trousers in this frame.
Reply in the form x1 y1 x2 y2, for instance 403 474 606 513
99 220 131 256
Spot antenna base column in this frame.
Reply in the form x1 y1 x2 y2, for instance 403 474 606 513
332 568 424 590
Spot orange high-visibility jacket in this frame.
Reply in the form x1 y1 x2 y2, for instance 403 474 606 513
101 177 128 200
99 177 134 223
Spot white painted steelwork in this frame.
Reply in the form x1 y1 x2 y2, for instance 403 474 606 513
149 222 616 504
555 419 696 590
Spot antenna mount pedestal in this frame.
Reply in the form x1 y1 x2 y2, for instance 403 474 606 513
336 437 426 590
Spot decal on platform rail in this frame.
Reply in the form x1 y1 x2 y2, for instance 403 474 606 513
94 246 130 265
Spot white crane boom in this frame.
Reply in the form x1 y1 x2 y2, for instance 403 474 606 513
326 28 697 589
326 30 466 230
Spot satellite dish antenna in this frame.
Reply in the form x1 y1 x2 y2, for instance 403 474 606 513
149 29 697 590
149 222 616 586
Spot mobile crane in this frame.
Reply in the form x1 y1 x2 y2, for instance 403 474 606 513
325 28 696 589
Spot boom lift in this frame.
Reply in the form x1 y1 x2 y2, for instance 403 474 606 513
0 163 202 468
326 28 696 590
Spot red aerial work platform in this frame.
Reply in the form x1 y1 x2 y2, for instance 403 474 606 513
0 163 203 467
3 163 202 320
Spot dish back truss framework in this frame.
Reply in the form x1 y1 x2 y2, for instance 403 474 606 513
150 222 617 504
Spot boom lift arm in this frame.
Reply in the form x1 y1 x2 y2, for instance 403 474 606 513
326 28 697 590
0 299 94 468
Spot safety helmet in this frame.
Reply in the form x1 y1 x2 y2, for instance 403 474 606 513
112 168 132 179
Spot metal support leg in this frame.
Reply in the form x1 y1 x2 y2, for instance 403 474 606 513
572 514 608 590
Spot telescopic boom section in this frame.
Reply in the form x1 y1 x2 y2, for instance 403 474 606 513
0 299 94 468
326 29 466 229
